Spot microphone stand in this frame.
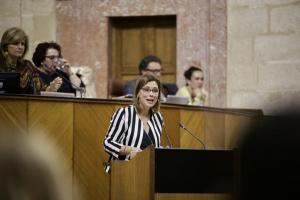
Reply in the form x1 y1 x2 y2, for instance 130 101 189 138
163 124 172 148
179 122 206 149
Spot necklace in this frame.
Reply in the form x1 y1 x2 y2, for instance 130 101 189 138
7 61 17 71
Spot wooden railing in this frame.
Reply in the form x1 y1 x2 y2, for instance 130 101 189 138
0 95 263 200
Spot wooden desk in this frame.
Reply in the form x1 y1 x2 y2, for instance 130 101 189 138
0 95 263 200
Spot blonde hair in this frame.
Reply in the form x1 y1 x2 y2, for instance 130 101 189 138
1 27 29 58
133 74 161 113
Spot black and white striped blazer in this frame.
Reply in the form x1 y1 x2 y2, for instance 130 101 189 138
103 105 164 160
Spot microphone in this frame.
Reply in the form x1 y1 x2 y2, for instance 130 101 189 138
179 122 206 149
163 124 172 148
103 155 112 174
54 70 86 97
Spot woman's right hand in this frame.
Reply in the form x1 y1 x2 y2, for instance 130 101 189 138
190 87 200 99
120 146 141 159
49 77 63 92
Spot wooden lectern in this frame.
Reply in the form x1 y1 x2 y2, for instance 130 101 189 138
110 146 237 200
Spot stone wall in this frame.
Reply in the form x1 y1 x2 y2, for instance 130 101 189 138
227 0 300 114
56 0 227 107
0 0 56 59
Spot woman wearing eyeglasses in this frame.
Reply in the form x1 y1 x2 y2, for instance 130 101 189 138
32 42 84 93
104 74 164 160
176 66 209 106
0 27 45 94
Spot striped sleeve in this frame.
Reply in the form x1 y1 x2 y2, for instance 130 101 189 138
150 111 164 147
103 107 126 159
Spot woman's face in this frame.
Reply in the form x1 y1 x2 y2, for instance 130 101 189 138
43 48 60 73
7 41 25 60
187 70 204 89
138 81 160 111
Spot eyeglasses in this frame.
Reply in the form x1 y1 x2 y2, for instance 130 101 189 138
141 87 159 94
144 68 163 74
46 55 60 60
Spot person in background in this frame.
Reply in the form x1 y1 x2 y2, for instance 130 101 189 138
0 27 46 94
32 42 84 94
176 66 208 106
122 55 177 98
104 74 164 160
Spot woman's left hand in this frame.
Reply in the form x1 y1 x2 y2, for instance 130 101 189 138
58 58 72 75
129 147 141 159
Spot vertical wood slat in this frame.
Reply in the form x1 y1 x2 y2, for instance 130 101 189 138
27 101 74 190
0 99 27 134
111 147 154 200
204 111 226 149
73 103 115 200
161 107 180 147
179 109 206 149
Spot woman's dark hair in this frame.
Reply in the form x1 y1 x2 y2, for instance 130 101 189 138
32 42 62 67
133 74 161 113
138 55 162 74
184 66 203 80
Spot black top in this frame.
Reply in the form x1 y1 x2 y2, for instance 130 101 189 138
140 130 155 150
117 131 154 160
38 70 75 93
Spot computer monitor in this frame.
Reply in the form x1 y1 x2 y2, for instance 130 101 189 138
0 72 21 94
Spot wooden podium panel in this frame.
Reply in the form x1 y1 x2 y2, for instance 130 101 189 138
111 147 236 200
111 147 155 200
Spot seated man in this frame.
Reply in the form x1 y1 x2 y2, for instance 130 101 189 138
122 55 177 98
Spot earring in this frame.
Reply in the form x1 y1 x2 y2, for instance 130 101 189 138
137 96 140 106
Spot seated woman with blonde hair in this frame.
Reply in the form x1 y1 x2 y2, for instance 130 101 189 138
176 66 208 106
0 27 46 94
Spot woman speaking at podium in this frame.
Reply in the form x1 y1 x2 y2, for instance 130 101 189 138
104 74 164 160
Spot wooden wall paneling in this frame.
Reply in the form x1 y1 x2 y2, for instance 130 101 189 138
160 107 180 148
73 103 116 200
27 100 74 166
224 114 259 149
179 108 205 149
27 100 74 195
0 99 27 134
0 96 264 200
204 111 225 149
